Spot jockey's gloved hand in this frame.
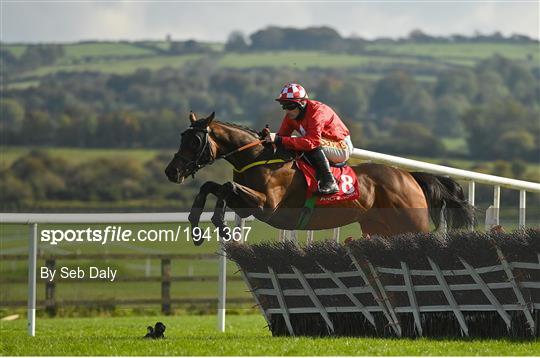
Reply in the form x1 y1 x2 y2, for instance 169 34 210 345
259 127 271 139
264 133 281 144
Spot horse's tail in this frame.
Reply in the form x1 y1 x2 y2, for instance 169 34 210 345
410 172 475 230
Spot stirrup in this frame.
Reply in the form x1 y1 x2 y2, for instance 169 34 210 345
318 180 339 195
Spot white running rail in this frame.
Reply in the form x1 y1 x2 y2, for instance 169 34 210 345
280 148 540 242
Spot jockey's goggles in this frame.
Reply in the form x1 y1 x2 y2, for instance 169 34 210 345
281 102 299 110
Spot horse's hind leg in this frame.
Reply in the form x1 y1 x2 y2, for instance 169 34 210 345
211 182 267 240
220 182 268 219
190 181 267 244
358 215 393 238
358 207 430 238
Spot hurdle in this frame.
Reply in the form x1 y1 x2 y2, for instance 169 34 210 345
227 229 540 338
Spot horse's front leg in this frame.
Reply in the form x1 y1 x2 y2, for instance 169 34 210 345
211 197 228 240
189 181 222 233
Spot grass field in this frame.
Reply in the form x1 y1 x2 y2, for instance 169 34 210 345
23 54 203 78
364 42 539 63
1 315 538 356
218 51 431 69
6 41 538 85
63 42 158 59
4 41 536 90
18 51 445 80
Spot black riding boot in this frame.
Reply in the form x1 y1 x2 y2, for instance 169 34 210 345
305 148 339 195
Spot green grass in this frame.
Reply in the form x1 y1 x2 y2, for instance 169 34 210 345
1 315 538 356
218 51 434 69
64 42 158 59
4 80 40 90
364 42 540 63
441 137 468 155
23 54 203 77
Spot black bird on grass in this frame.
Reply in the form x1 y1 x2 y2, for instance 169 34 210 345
144 322 166 339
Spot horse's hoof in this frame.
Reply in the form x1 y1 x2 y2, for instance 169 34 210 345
218 226 229 241
191 227 204 246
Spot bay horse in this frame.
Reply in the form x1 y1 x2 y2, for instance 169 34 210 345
165 112 474 245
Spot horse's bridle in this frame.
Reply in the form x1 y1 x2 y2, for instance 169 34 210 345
175 125 264 178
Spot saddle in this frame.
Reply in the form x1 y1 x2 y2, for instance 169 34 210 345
295 158 360 205
260 146 359 206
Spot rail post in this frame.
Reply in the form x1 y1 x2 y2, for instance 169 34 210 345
45 258 57 316
519 190 526 228
493 185 501 226
161 258 171 315
468 181 475 231
27 223 37 337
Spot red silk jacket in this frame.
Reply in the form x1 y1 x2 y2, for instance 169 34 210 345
277 100 349 151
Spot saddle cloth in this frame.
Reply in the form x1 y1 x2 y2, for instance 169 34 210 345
295 159 360 206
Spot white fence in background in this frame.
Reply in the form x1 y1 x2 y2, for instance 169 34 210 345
279 148 540 242
0 212 250 337
2 148 540 337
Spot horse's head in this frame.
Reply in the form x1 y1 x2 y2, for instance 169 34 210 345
165 111 215 183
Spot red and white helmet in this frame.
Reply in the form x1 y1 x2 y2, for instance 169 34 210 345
275 83 309 104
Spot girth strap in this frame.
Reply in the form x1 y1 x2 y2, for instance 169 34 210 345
233 159 287 173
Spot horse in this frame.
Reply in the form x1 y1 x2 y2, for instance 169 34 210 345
165 112 475 245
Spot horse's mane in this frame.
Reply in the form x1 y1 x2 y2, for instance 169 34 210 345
215 120 259 138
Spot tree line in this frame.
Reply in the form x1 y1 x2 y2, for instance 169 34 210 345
0 149 236 210
2 54 538 161
225 27 538 53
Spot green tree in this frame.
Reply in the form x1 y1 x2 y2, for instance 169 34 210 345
20 111 55 145
369 122 445 156
225 31 249 52
249 27 285 50
0 170 33 208
434 94 469 137
1 98 25 143
369 71 417 119
462 99 539 161
496 130 536 159
435 69 477 100
476 70 509 103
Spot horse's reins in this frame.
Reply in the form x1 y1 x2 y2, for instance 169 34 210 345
219 139 264 159
177 126 286 177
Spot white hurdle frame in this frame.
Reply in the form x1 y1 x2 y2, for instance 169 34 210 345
280 148 540 243
0 212 248 337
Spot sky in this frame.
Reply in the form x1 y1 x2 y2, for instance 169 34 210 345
1 1 539 43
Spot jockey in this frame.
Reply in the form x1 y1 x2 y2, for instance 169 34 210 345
264 83 353 195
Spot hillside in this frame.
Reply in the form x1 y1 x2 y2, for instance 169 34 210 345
3 40 538 88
